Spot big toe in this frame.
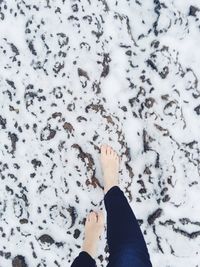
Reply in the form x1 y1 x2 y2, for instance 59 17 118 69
90 211 97 222
101 144 107 154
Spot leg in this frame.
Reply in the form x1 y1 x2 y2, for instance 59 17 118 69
71 211 104 267
100 144 153 267
104 186 152 267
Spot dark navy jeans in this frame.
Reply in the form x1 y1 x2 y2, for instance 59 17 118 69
71 186 153 267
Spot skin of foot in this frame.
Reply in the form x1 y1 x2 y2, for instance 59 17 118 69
82 211 104 259
82 144 120 258
100 144 120 194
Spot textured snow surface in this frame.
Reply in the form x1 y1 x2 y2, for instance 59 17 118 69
0 0 200 266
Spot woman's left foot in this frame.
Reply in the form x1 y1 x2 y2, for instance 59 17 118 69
82 211 104 259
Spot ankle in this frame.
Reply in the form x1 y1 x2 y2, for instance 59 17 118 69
104 183 118 194
82 245 96 259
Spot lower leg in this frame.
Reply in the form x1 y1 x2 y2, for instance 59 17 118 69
104 186 150 257
100 144 152 265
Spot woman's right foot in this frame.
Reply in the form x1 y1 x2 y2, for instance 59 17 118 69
100 144 120 194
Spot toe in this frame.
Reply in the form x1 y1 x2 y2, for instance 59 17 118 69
86 213 91 222
90 211 97 222
106 145 111 155
97 211 104 224
111 147 117 157
112 150 116 157
105 145 109 154
89 212 94 220
101 144 106 154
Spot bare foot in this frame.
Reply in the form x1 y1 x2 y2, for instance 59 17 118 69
82 211 104 259
100 144 120 194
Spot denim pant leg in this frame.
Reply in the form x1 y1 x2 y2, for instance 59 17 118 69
104 186 153 267
71 251 97 267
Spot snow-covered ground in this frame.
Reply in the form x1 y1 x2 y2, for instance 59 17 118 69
0 0 200 266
